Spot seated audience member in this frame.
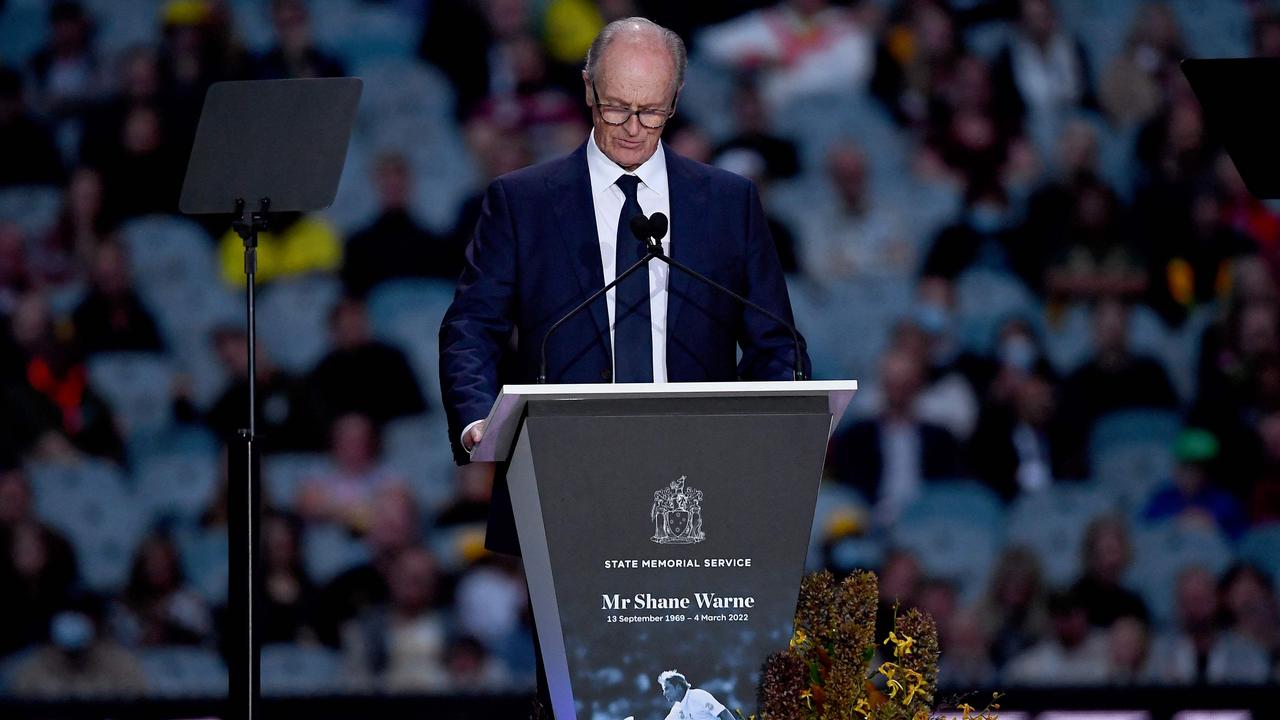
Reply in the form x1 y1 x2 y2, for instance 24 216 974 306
875 549 922 641
1147 565 1270 684
10 597 146 698
217 212 342 287
255 0 345 80
0 66 65 187
711 147 800 275
445 634 512 689
297 413 409 534
453 553 530 669
1056 298 1179 472
340 153 463 298
1042 175 1147 303
827 350 962 525
1143 429 1247 540
1098 1 1185 128
975 546 1049 669
920 180 1036 289
0 468 80 657
698 0 875 113
92 102 187 226
1251 409 1280 524
202 324 326 452
797 141 914 286
1070 516 1149 629
1 224 33 319
434 463 494 529
261 511 317 644
886 302 980 441
313 484 420 646
968 358 1069 499
342 547 448 692
938 607 996 688
35 168 109 288
26 1 103 119
9 293 124 463
867 0 963 128
71 240 164 355
990 0 1096 130
114 532 213 646
712 77 799 182
469 32 585 161
1218 564 1280 683
309 297 427 426
1003 588 1109 686
1105 614 1156 684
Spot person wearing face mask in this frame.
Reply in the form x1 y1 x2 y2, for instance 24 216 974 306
920 179 1035 287
10 598 146 698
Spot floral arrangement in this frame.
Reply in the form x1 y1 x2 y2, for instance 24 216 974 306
741 569 1001 720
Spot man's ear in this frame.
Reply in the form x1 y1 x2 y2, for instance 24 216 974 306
583 70 594 107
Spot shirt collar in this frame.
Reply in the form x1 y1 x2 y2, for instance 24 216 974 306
586 131 668 199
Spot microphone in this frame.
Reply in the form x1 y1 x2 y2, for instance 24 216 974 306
635 212 808 381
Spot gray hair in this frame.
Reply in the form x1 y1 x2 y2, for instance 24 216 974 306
657 669 688 690
585 17 687 94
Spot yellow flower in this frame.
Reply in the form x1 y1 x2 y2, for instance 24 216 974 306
790 628 809 650
958 703 976 720
887 678 904 698
877 661 899 681
799 689 812 709
884 631 916 658
853 698 872 719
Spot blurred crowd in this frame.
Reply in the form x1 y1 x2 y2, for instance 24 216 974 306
1 0 1280 701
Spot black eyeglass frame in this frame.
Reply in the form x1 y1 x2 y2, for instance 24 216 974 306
590 79 679 130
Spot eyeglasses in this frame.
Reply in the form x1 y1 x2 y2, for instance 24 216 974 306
591 80 677 130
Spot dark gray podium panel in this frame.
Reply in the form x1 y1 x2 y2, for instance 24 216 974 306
508 397 831 720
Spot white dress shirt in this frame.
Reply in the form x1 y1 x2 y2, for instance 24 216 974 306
462 135 672 449
585 131 672 382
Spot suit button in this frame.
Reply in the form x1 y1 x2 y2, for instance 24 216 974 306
601 369 612 381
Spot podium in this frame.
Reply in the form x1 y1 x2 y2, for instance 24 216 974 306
473 380 857 720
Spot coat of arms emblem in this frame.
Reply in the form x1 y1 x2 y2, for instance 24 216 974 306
650 475 705 544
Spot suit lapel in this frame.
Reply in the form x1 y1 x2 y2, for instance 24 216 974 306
664 145 710 340
547 144 611 358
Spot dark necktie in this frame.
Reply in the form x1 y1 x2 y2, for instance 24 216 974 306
613 174 653 382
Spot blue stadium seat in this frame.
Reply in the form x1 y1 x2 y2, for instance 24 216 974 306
1171 0 1251 58
256 275 343 373
1237 523 1280 580
382 414 456 512
1089 408 1181 459
261 643 346 696
176 526 229 605
0 184 62 240
302 522 371 585
0 646 35 694
367 278 458 404
900 480 1006 527
325 2 419 67
954 269 1041 355
118 215 218 298
135 448 220 523
1008 483 1118 587
87 352 177 439
1094 442 1177 514
262 453 333 510
891 514 1002 604
1129 522 1234 626
27 459 148 592
140 646 228 697
0 1 49 65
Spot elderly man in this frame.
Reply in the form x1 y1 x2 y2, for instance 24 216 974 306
440 17 809 555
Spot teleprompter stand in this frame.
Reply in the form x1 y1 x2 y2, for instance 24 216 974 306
179 78 361 718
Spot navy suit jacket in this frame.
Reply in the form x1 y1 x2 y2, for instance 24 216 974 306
439 142 810 552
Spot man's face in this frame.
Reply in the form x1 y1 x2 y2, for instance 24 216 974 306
584 36 678 171
662 679 683 703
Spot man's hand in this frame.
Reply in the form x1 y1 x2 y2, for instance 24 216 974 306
463 420 487 452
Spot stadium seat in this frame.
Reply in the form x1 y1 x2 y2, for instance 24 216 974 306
1089 408 1182 459
0 1 49 65
0 184 62 240
1129 522 1234 626
1007 483 1118 587
367 278 458 404
139 646 228 697
176 526 229 605
954 269 1041 355
302 522 371 586
1172 0 1251 58
86 352 177 439
1237 523 1280 580
255 275 342 373
890 513 1003 604
135 448 221 523
262 453 333 510
118 215 218 298
261 643 346 696
382 414 456 511
900 480 1006 528
1094 442 1177 514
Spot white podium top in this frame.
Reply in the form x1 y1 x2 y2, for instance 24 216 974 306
470 380 858 462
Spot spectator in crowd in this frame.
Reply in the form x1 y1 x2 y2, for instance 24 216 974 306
0 66 66 187
297 413 409 534
1043 174 1147 304
0 468 80 658
712 77 799 181
36 167 109 288
444 634 513 689
217 211 343 287
9 293 125 463
155 0 254 137
435 463 495 529
1004 588 1109 686
874 548 922 640
698 0 876 112
711 145 800 275
261 511 317 644
453 115 536 254
991 0 1096 135
471 32 585 160
79 47 161 170
10 598 146 698
1098 1 1185 128
1143 429 1248 540
968 354 1070 498
869 0 963 129
256 0 345 80
1251 409 1280 524
1056 299 1179 473
797 140 913 286
342 547 449 692
0 223 33 316
308 297 427 426
938 607 996 688
90 101 186 226
885 309 980 441
1105 614 1155 684
1218 564 1280 683
114 532 213 647
202 324 326 452
920 179 1036 289
71 240 165 355
417 0 510 119
340 152 463 298
976 546 1049 669
1216 152 1280 270
453 552 529 670
1070 515 1149 629
1147 565 1270 684
827 349 962 525
27 1 103 122
313 483 421 646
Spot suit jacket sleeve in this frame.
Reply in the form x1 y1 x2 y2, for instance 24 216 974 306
439 178 517 464
736 180 812 380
